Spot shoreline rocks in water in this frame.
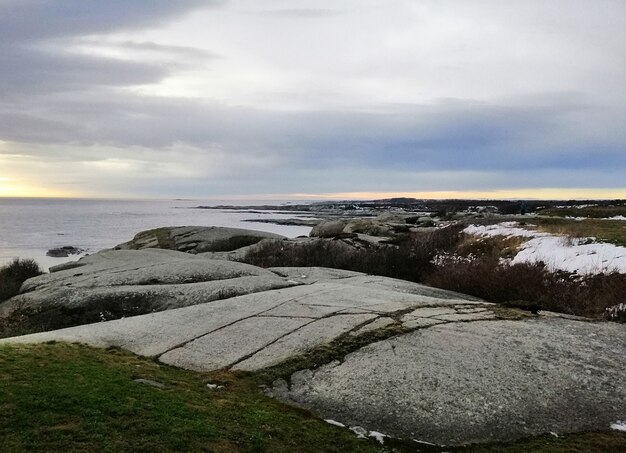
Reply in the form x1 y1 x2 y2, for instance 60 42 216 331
46 246 85 258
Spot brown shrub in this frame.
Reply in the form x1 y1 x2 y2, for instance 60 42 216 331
243 225 464 283
424 256 626 319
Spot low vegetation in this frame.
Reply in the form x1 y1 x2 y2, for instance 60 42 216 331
0 258 43 302
243 227 626 320
538 204 626 219
2 343 625 453
244 226 462 283
425 257 626 318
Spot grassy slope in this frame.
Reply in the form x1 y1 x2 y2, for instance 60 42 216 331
0 343 381 453
2 343 625 453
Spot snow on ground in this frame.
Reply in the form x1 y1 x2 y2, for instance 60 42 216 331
464 222 543 238
609 215 626 221
463 222 626 274
611 421 626 432
324 419 346 427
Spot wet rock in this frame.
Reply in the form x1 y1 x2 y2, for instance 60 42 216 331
46 246 85 258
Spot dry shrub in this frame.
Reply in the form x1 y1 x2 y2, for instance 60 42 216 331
0 258 43 302
243 225 464 283
425 256 626 319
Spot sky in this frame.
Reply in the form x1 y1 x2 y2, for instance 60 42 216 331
0 0 625 200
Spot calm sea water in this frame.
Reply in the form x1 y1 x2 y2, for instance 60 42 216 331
0 198 313 270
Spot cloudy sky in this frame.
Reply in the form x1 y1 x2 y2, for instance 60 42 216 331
1 0 625 199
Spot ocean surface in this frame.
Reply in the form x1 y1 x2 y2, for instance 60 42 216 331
0 198 313 270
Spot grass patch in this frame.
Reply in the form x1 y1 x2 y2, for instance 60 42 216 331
538 205 626 219
0 258 43 302
530 217 626 246
0 343 382 453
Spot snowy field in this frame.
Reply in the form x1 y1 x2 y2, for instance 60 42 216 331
464 222 626 274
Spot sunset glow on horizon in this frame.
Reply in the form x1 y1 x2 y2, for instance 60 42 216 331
0 1 624 198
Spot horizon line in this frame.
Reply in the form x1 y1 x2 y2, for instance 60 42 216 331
1 188 626 202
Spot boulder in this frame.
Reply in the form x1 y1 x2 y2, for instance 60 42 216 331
310 220 347 238
114 226 286 254
0 248 294 337
272 318 626 445
46 246 85 258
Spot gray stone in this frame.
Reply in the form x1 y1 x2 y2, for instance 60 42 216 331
159 316 312 371
268 267 363 284
310 220 347 238
0 248 294 337
274 318 626 445
134 378 166 389
401 317 446 329
350 317 396 336
232 314 377 371
115 226 285 254
434 311 497 322
0 274 481 370
402 307 457 319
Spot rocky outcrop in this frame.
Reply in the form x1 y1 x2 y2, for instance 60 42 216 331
271 317 626 445
46 246 85 258
114 226 286 254
0 248 294 337
2 229 624 447
310 215 439 243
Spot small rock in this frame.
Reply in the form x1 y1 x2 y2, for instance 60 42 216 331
46 246 85 258
133 378 165 389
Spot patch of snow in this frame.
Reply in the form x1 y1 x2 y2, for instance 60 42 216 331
463 222 544 238
512 236 626 274
368 431 387 444
610 421 626 432
464 222 626 274
324 419 346 428
564 216 587 221
608 215 626 221
412 438 437 446
206 383 225 390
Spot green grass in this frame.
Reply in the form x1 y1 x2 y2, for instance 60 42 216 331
1 343 625 453
538 206 626 219
0 343 381 453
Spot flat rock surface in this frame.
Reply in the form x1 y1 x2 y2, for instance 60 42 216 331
271 317 626 445
1 246 624 446
1 268 481 372
0 248 293 337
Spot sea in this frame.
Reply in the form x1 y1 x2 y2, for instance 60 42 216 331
0 198 313 271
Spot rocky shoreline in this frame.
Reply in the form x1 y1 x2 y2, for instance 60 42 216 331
1 223 625 446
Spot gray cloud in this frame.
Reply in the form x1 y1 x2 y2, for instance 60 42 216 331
0 0 220 43
0 0 624 197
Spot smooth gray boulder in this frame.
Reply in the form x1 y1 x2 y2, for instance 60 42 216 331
0 248 294 337
0 276 483 368
2 259 624 446
114 225 286 254
310 220 347 238
271 318 626 445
